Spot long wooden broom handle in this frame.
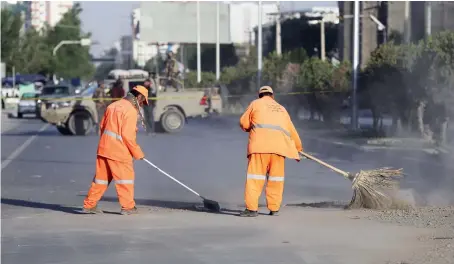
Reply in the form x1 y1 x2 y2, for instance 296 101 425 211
299 151 350 178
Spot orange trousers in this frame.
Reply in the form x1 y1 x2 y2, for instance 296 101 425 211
245 153 285 212
83 156 136 210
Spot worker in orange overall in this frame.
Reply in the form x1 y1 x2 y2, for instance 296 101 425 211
239 86 303 217
82 85 149 215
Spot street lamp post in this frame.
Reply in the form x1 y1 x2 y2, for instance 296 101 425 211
352 0 360 130
52 38 92 83
257 0 263 89
320 17 326 61
196 0 201 83
276 1 282 56
216 1 220 81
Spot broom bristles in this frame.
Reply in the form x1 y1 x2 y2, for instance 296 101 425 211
346 167 405 210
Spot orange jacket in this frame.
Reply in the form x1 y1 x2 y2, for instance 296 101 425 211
239 96 303 160
97 98 145 161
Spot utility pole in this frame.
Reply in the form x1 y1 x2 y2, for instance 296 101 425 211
320 17 326 61
351 0 360 130
425 1 431 38
216 1 220 81
276 1 282 56
196 0 201 83
12 66 15 89
257 0 263 88
404 1 411 43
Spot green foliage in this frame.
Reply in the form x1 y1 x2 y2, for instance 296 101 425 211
262 51 290 89
1 3 94 79
360 31 454 141
182 43 239 72
297 57 333 92
1 8 23 73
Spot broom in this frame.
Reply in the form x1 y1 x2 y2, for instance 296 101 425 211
299 151 404 210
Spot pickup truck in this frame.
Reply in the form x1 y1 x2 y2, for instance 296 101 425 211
40 75 222 136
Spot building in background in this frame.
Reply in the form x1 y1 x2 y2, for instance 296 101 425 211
252 6 339 58
229 2 278 45
130 8 158 68
120 35 134 69
338 1 454 68
24 1 73 32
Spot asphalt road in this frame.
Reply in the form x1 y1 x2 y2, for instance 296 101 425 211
2 114 454 264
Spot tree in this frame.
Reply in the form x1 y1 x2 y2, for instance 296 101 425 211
415 31 454 144
183 44 239 72
46 3 94 79
1 3 95 80
15 29 52 75
1 8 23 74
262 51 290 91
361 42 408 133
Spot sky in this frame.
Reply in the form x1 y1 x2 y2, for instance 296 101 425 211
79 1 337 56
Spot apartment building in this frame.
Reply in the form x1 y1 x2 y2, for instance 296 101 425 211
24 1 73 32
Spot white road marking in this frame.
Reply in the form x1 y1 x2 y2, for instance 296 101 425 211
1 124 50 171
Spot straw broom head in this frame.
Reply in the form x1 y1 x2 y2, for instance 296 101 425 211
346 167 405 210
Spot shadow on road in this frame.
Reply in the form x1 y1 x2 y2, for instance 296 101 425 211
1 130 58 137
286 201 349 209
1 198 84 214
6 114 37 120
0 158 94 165
96 196 244 216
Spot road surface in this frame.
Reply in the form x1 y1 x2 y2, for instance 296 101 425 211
2 115 453 264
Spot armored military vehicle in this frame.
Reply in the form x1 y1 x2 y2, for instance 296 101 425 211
40 73 222 136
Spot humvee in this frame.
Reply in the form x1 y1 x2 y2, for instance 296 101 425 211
40 74 222 136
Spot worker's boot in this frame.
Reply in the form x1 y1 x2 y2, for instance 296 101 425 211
120 206 138 215
239 209 258 217
268 210 279 216
82 206 103 214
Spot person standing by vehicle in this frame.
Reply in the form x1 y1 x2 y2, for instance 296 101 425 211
83 85 149 215
92 81 108 135
164 51 180 92
110 76 125 102
143 78 157 136
239 86 303 217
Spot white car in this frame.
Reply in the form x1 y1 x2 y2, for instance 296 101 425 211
16 92 40 118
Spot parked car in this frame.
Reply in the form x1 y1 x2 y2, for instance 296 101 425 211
16 92 40 118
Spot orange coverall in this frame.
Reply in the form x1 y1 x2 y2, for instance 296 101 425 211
240 96 303 212
83 98 145 210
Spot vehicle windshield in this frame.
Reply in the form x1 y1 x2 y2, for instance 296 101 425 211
41 86 70 95
80 84 97 96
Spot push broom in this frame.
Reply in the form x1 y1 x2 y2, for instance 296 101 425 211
132 95 221 212
299 151 404 210
143 158 221 212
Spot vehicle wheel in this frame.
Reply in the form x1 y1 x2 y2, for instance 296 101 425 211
57 125 72 135
160 109 185 133
68 111 94 136
17 111 23 118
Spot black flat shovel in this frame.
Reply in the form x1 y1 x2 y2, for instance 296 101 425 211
143 158 221 212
